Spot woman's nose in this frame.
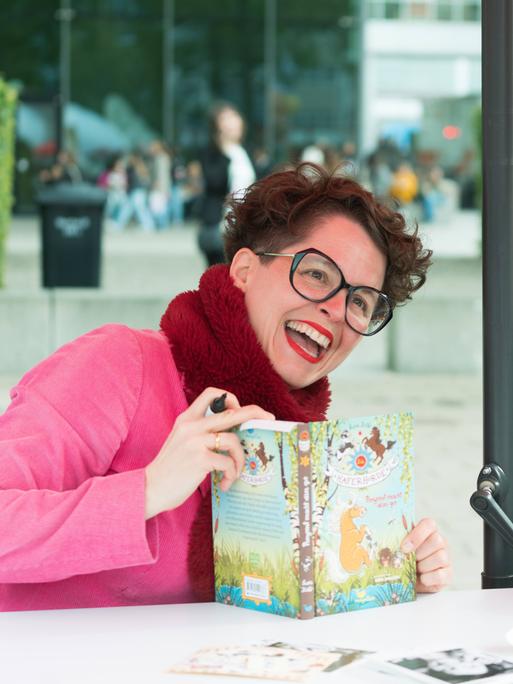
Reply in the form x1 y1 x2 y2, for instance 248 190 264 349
318 288 348 322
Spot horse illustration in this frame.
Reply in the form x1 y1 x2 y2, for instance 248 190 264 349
255 441 274 470
339 503 372 573
362 427 395 465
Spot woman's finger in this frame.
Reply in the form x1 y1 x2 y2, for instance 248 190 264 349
206 450 238 484
416 549 450 575
417 565 452 592
400 517 437 554
203 404 275 432
414 531 448 563
209 431 246 476
185 387 242 419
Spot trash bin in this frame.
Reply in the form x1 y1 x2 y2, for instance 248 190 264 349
38 183 107 287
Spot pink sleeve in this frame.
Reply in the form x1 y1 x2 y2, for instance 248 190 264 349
0 325 158 583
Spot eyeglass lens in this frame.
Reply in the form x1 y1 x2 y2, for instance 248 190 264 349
292 252 390 334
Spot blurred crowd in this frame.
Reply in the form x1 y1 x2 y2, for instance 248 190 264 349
363 139 477 223
95 141 199 232
295 136 477 224
37 141 202 232
37 105 479 266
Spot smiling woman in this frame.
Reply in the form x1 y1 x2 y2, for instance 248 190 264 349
228 213 387 389
0 162 451 613
223 164 429 389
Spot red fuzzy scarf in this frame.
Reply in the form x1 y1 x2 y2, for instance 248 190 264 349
160 264 331 600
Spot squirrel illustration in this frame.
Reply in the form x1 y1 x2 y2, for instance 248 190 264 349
339 503 372 573
362 427 395 465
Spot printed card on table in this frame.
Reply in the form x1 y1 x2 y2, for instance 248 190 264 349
167 644 340 682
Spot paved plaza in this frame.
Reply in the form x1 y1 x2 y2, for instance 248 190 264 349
0 212 485 591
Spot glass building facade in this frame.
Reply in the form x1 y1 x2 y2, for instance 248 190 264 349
0 0 361 207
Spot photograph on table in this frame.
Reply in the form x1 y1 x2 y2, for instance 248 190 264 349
389 648 513 683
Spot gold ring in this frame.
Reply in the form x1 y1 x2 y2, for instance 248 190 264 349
214 432 221 452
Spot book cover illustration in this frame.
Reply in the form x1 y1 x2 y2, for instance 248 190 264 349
211 412 415 619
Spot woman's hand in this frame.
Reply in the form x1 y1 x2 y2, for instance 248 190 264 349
401 517 452 593
144 387 274 519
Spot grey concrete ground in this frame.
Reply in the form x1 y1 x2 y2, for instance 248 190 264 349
0 212 484 591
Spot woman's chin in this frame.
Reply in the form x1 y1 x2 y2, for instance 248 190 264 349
270 344 328 389
275 362 320 390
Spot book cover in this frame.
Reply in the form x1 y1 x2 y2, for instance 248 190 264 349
211 412 415 619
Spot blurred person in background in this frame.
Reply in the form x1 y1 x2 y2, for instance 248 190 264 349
421 165 460 223
38 149 83 186
198 102 256 266
253 146 274 179
149 140 172 229
167 145 187 226
367 151 393 201
389 161 419 209
117 152 155 232
451 149 478 210
300 141 326 167
97 156 127 228
340 140 359 177
419 165 446 223
323 145 342 175
181 159 203 220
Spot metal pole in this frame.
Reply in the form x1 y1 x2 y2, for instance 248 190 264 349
57 0 73 148
162 0 175 143
264 0 277 161
355 0 365 168
482 0 513 588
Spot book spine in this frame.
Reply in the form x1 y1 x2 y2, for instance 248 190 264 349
297 423 315 619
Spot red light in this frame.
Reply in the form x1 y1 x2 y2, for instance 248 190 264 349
442 125 461 140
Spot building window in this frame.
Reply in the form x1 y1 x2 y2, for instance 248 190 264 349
463 2 481 22
436 2 453 20
409 2 431 20
366 0 481 22
384 2 401 19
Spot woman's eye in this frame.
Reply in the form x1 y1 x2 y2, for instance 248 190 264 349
305 269 327 282
352 295 368 313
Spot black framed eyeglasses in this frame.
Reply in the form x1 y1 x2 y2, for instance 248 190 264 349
255 248 393 336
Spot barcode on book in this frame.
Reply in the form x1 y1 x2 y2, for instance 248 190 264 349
243 575 270 601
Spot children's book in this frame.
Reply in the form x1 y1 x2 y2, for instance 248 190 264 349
211 412 415 619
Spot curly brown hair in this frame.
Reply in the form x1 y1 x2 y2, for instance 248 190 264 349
224 163 432 307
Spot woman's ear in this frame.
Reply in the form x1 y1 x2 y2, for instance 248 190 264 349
229 248 257 293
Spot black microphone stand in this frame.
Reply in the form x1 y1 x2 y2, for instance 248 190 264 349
469 0 513 588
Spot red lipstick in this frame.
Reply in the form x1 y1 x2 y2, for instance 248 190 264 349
284 320 333 364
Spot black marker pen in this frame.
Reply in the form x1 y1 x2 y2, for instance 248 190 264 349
205 392 227 417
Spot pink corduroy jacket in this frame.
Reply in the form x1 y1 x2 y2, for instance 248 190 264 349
0 324 208 611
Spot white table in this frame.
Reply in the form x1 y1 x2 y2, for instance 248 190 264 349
0 589 512 683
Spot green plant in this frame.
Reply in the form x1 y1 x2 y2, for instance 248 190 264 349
0 78 18 287
214 541 300 611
